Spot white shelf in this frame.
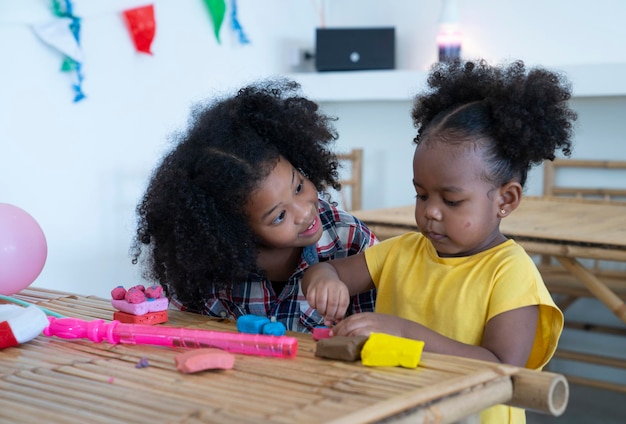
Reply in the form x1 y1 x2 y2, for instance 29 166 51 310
288 63 626 102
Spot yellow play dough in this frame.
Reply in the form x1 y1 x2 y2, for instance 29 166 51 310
361 332 425 368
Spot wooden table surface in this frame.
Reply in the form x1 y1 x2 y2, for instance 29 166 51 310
353 196 626 253
0 288 568 424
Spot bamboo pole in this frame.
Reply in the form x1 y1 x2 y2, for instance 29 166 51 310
326 374 513 424
339 378 510 424
518 241 626 262
562 322 626 337
421 357 570 416
554 349 626 369
506 368 569 416
561 374 626 394
556 256 626 323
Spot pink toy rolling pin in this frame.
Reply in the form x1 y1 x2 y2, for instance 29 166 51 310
43 317 297 358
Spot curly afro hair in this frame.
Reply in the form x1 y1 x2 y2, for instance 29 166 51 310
131 78 341 308
411 59 578 187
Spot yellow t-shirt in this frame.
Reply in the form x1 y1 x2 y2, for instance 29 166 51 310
364 233 564 424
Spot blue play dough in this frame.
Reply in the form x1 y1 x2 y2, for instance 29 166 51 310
262 321 286 336
236 315 270 334
236 315 286 336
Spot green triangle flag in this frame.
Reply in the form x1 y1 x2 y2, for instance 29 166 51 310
202 0 226 44
60 56 78 72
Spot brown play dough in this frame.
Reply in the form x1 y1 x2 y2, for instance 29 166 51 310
315 336 369 361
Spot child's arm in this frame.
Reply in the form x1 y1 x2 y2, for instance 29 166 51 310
302 254 374 325
480 305 539 366
332 305 539 367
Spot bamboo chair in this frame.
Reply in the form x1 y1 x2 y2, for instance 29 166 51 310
539 159 626 304
543 159 626 201
335 148 363 211
540 159 626 392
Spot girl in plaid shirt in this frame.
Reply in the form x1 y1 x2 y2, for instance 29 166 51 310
131 79 377 332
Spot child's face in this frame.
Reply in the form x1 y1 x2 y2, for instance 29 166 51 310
412 139 504 257
245 156 322 249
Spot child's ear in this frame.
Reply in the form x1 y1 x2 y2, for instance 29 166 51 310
497 182 522 218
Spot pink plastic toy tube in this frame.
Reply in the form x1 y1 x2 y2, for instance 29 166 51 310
43 317 298 358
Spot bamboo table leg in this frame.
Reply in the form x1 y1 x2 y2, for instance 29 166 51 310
555 256 626 324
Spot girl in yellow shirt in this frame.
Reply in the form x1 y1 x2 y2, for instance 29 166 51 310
302 59 578 423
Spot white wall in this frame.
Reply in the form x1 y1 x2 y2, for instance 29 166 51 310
1 0 625 299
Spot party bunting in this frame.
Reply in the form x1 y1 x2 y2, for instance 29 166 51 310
33 18 83 63
19 0 250 103
202 0 226 44
51 0 73 18
32 16 85 102
123 4 156 55
41 0 85 102
230 0 250 44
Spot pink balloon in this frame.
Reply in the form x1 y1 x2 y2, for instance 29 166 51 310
0 203 48 295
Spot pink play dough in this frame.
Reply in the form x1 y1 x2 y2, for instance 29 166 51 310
175 348 235 373
111 297 168 315
110 284 169 316
125 287 147 304
144 285 163 299
110 286 127 300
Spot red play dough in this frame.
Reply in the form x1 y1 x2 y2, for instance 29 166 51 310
175 348 235 373
113 310 168 325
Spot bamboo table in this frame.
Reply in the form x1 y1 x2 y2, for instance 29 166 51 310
352 196 626 326
1 287 568 424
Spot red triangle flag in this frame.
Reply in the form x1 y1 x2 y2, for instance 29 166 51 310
123 4 156 55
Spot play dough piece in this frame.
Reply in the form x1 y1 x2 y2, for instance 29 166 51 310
111 297 169 315
315 335 369 361
262 320 286 336
175 348 235 373
113 310 168 325
110 284 169 316
135 357 150 368
312 326 331 341
144 285 163 299
125 286 147 304
236 315 270 334
110 286 127 300
361 332 424 369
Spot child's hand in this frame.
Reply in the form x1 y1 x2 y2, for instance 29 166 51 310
303 263 351 325
306 278 351 325
303 256 373 326
331 313 408 338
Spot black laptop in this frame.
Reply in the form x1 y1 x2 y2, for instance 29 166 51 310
315 27 395 72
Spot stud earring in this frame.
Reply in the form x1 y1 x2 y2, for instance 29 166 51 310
500 209 506 215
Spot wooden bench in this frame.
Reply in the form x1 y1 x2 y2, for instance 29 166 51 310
539 159 626 392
